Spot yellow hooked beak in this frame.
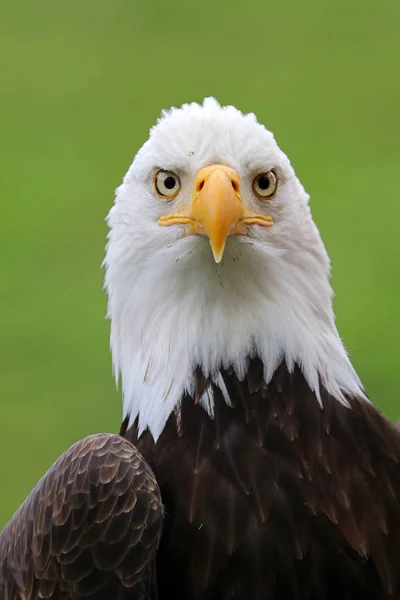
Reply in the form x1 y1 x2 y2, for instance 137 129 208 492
158 165 273 263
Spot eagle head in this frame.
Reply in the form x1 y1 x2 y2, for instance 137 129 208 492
104 98 365 440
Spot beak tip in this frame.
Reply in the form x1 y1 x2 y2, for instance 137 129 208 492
210 242 225 264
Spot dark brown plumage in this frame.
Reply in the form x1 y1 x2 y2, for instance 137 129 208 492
122 360 400 600
0 433 163 599
1 363 400 599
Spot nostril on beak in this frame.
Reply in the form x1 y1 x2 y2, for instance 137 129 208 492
196 179 205 192
231 179 239 193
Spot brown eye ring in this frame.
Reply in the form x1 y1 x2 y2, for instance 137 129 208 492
154 169 181 199
252 170 278 199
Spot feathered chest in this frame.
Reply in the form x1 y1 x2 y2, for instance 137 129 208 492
122 360 400 600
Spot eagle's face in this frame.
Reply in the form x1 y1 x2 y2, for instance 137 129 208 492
104 98 364 440
107 98 318 275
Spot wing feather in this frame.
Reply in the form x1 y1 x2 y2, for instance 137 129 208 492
0 433 163 599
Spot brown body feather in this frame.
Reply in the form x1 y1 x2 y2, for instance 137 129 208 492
0 433 163 599
1 362 400 599
122 360 400 600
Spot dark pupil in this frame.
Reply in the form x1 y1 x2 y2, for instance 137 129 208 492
258 175 270 190
164 176 176 190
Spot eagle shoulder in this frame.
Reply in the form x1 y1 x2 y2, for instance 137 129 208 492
0 433 163 599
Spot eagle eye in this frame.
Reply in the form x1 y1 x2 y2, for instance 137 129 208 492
154 170 181 199
252 170 278 199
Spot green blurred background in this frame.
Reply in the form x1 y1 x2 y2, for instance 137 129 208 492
1 0 399 526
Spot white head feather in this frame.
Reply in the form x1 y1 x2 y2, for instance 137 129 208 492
104 97 366 441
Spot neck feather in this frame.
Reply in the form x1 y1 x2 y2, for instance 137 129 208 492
105 236 366 441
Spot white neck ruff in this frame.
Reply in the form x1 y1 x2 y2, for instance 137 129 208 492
105 231 366 442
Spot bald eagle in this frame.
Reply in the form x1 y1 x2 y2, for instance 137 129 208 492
1 98 400 600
